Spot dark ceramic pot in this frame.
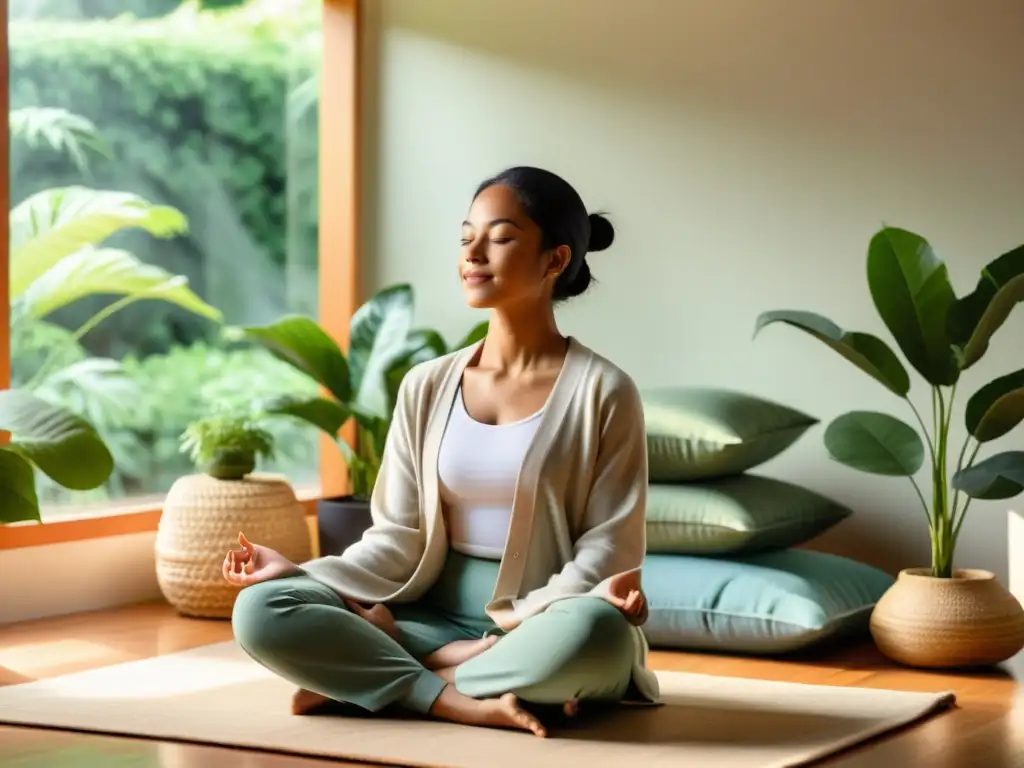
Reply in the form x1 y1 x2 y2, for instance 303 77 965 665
316 495 372 557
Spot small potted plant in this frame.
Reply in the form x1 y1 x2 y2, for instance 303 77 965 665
155 411 312 619
755 225 1024 668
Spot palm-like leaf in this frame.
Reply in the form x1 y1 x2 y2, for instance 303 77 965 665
16 246 220 322
10 107 111 174
10 187 188 296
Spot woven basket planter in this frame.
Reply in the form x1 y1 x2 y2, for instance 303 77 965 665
870 567 1024 668
156 473 312 619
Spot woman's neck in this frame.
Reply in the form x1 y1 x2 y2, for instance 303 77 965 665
478 303 566 374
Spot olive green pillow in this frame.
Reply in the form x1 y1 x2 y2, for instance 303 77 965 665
642 387 818 481
646 474 851 555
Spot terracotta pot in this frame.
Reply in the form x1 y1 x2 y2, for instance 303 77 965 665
155 474 312 619
870 567 1024 668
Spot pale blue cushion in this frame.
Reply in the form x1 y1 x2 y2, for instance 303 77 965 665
642 550 894 654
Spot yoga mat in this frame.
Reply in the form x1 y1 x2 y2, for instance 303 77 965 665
0 641 955 768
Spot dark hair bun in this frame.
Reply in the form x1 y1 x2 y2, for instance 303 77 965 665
587 213 615 252
558 258 592 300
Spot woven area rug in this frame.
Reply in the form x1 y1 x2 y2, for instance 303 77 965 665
0 641 955 768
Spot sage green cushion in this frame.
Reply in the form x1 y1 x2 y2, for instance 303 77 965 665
641 387 818 481
641 550 894 654
646 474 851 555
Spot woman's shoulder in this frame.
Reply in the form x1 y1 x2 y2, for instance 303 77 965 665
571 338 643 406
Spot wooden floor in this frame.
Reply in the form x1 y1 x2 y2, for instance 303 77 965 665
1 602 1023 767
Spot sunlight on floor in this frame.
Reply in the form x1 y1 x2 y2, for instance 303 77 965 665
0 639 128 678
29 652 269 700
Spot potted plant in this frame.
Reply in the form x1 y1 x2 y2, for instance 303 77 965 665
227 283 487 557
0 388 114 524
156 411 312 619
755 225 1024 668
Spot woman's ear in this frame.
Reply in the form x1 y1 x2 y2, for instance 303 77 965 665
546 245 572 279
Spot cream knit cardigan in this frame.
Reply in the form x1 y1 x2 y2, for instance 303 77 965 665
300 336 660 702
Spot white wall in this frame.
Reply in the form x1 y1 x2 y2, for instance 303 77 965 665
1 533 162 624
360 0 1024 581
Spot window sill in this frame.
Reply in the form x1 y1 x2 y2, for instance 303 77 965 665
1 482 323 550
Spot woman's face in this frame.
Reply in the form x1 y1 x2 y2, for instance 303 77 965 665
459 184 570 309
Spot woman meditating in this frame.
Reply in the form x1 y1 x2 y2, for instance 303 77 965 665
224 166 659 738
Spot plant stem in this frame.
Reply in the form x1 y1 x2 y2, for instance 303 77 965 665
908 476 933 529
907 398 937 467
929 385 957 578
951 440 982 541
25 294 143 389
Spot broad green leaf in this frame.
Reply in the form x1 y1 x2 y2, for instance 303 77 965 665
16 246 221 321
866 226 959 386
349 403 387 434
0 447 42 524
948 244 1024 369
226 315 351 403
754 309 911 396
349 284 415 415
380 328 449 415
262 394 351 436
0 389 113 490
406 328 448 360
824 410 925 476
965 368 1024 443
453 320 489 351
10 187 188 297
952 451 1024 500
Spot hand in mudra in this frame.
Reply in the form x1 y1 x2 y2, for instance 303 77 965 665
344 599 400 641
606 569 648 625
222 532 298 587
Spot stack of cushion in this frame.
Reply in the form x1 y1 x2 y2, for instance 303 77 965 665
638 387 894 655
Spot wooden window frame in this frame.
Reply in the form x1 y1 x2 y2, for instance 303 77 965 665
0 0 360 550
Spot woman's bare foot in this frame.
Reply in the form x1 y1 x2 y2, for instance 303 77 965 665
429 686 546 737
422 635 499 670
291 688 331 715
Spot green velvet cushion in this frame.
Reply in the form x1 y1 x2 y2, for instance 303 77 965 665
641 550 894 654
641 387 819 481
646 474 851 555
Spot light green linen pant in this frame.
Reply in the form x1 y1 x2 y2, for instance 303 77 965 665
232 551 635 715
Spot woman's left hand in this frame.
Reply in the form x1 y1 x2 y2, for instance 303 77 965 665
605 569 648 626
344 599 400 640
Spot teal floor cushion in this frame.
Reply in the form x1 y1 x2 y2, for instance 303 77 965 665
641 549 894 654
646 474 851 555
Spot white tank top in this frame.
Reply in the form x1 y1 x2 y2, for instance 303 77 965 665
437 386 543 560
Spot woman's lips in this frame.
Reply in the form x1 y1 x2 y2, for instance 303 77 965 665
462 272 493 284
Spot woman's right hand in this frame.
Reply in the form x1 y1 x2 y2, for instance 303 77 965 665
223 532 299 587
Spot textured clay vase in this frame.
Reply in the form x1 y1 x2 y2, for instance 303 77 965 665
870 568 1024 668
156 474 312 619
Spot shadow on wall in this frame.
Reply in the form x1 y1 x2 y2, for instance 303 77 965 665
381 0 1023 162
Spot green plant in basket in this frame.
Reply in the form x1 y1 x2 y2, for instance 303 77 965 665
0 389 114 524
180 413 276 481
755 226 1024 578
225 283 487 500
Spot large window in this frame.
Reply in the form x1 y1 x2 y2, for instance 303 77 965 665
8 0 323 516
